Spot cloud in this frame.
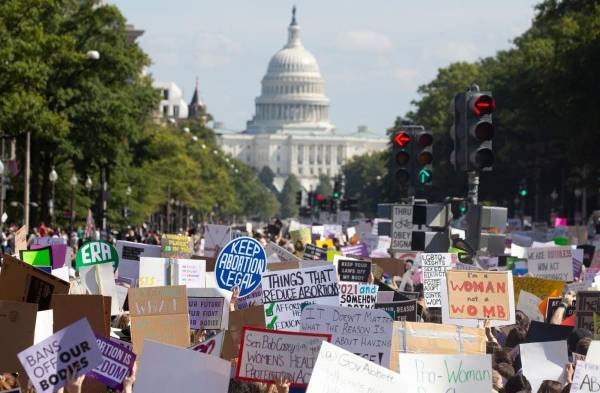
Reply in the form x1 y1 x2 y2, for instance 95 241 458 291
338 29 394 53
393 67 417 83
430 42 478 63
193 32 241 68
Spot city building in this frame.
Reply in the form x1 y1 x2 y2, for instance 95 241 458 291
216 7 387 191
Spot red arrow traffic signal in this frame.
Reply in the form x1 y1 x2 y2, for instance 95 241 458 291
394 131 411 147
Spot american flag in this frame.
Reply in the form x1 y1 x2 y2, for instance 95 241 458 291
84 208 95 240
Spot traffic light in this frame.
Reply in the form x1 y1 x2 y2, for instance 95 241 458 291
416 131 433 185
518 179 527 197
450 92 467 171
295 191 302 205
466 90 495 171
391 130 412 186
333 176 341 200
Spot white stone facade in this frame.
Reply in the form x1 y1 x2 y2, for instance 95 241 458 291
216 9 386 191
154 81 189 120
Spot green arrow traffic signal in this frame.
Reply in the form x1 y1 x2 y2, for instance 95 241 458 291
418 168 432 184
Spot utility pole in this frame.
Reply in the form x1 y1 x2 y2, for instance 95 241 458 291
24 132 30 228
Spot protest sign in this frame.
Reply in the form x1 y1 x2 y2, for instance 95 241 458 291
172 259 206 288
371 258 406 279
520 340 568 391
545 297 576 322
76 240 119 271
203 224 231 257
527 246 574 281
516 290 545 322
188 288 231 330
290 228 312 246
221 306 266 361
316 239 334 249
20 247 52 267
115 240 161 282
215 236 266 297
14 225 28 257
391 204 413 251
302 244 327 260
339 282 377 308
87 335 136 390
18 318 103 393
235 285 264 310
398 353 492 393
337 259 371 283
160 234 193 258
266 242 302 263
525 320 573 343
420 253 455 307
137 257 168 287
577 291 600 330
30 244 69 270
513 276 565 304
188 297 225 330
595 313 600 339
375 300 417 321
0 301 37 389
301 305 393 366
570 361 600 393
133 340 230 393
128 285 190 354
307 341 401 393
35 310 54 345
52 294 111 337
445 270 512 321
340 243 369 258
236 327 331 387
188 331 225 356
0 255 69 311
261 265 339 330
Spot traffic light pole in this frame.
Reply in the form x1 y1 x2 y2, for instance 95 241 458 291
468 171 479 205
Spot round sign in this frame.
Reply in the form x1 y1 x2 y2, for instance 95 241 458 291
75 240 120 271
215 236 266 297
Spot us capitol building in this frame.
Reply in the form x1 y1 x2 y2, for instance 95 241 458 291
216 8 387 191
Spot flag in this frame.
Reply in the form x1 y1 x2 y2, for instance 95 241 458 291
85 208 95 240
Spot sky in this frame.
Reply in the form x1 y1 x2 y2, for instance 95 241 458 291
112 0 540 135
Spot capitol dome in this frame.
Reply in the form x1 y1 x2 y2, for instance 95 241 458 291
246 7 335 134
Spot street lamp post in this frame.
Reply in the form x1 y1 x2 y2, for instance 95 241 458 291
49 167 58 227
126 185 132 227
69 173 78 231
85 176 93 201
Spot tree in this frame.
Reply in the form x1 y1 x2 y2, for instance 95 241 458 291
279 174 301 218
315 174 332 197
342 152 386 217
258 166 278 194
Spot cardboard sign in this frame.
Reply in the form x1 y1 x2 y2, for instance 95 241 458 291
0 301 37 389
371 258 407 278
18 318 103 393
391 204 413 251
0 254 69 311
571 361 600 393
399 353 492 392
303 244 327 260
76 240 119 271
337 259 371 283
52 294 111 337
520 340 568 392
88 335 136 389
128 286 190 354
306 341 401 393
513 276 565 303
527 246 574 281
203 224 231 257
14 225 28 257
446 270 512 321
115 240 161 282
138 257 168 287
339 282 377 308
133 340 230 393
221 306 266 361
375 300 417 321
160 234 193 258
20 247 52 267
261 265 339 331
301 305 393 366
188 331 224 356
577 291 600 330
236 327 331 387
215 236 266 297
420 253 455 307
188 297 225 330
266 242 301 263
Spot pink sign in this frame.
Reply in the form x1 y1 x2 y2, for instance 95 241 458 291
554 217 568 227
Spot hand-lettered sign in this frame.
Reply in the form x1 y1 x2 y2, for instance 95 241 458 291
216 236 266 297
88 335 136 390
76 240 119 271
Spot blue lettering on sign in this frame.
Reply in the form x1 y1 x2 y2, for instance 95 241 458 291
215 236 267 297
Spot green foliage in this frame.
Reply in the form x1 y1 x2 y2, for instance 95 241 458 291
315 174 332 197
279 174 301 218
342 152 386 217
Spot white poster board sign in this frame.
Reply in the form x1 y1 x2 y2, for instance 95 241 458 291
516 290 545 322
116 240 161 282
204 224 231 257
571 360 600 393
419 253 455 307
306 341 401 393
391 204 413 251
527 246 574 281
138 257 169 287
399 353 492 393
520 340 568 392
300 304 393 366
172 259 206 288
